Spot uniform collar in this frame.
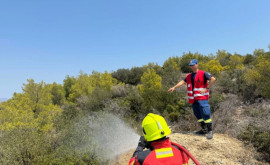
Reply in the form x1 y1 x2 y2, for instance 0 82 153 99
151 137 171 149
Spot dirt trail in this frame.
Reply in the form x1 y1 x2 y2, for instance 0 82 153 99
110 133 269 165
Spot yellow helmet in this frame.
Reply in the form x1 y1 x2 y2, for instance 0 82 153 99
142 113 171 142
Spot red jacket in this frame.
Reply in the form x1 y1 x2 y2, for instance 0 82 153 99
186 70 209 104
129 138 189 165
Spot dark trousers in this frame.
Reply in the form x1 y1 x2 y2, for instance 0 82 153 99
192 100 212 123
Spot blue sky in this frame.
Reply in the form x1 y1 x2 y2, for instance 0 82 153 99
1 0 270 98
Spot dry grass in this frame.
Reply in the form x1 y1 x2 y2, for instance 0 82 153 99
110 133 269 165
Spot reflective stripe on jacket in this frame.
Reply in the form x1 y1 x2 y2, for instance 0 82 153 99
186 70 209 104
128 138 189 165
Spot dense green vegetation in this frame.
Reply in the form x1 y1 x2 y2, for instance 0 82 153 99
1 47 270 164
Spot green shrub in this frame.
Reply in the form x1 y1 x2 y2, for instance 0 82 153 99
168 112 180 122
77 88 112 112
126 87 144 114
209 92 224 113
239 125 270 162
217 69 257 102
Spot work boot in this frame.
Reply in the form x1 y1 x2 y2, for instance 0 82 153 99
195 122 207 135
206 123 213 139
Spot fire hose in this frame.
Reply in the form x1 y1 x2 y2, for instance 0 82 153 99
171 142 200 165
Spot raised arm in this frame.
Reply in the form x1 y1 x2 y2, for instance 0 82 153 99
168 80 186 92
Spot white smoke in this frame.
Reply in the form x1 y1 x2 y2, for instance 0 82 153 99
88 113 140 159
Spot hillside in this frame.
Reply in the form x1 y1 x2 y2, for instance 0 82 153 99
110 133 269 165
1 50 270 164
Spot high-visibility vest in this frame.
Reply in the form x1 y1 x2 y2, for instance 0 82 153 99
186 70 209 104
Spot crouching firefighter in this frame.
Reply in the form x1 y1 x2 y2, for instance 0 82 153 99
129 113 200 165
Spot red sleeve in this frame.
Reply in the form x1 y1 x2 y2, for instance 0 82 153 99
128 156 140 165
179 149 190 164
183 152 190 164
128 157 135 165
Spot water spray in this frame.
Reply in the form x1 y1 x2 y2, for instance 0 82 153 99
88 113 140 160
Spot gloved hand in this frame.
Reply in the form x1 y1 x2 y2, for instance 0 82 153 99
138 136 147 149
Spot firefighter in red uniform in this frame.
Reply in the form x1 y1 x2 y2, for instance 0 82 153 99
129 113 199 165
168 59 216 139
